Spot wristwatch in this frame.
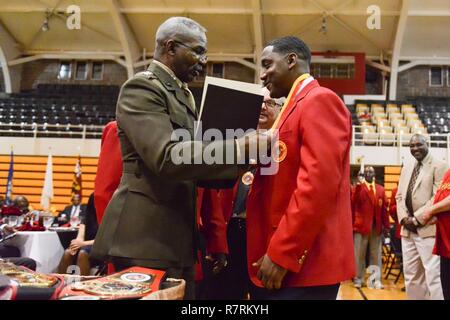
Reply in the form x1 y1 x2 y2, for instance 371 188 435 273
412 217 420 226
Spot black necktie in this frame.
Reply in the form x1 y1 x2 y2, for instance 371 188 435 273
405 161 421 216
232 181 251 217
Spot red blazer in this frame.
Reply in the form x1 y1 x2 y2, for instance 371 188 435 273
94 121 122 224
352 183 390 235
389 187 401 239
196 188 228 254
246 80 355 288
195 187 229 281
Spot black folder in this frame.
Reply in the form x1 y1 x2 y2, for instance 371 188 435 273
195 77 264 140
195 77 264 189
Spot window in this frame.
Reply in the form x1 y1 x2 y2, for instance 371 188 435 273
211 63 224 78
92 62 104 80
75 61 88 80
320 64 332 78
447 67 450 87
58 61 71 80
336 64 353 79
429 66 443 86
310 64 321 78
310 63 354 79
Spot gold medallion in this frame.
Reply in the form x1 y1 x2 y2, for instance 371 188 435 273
242 171 254 185
72 279 152 297
274 140 288 163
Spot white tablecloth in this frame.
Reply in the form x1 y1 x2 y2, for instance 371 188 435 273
8 231 64 273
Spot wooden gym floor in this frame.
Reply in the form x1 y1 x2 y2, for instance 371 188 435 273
338 273 406 300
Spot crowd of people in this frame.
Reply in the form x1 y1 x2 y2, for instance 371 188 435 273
1 16 449 300
0 193 98 277
350 133 450 300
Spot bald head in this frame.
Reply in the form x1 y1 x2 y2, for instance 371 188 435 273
13 196 29 212
410 134 427 145
409 134 429 161
155 17 207 54
153 17 208 83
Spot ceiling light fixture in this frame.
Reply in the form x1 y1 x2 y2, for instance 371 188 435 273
41 10 50 32
319 13 327 35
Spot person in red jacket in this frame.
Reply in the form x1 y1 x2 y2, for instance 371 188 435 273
246 36 355 300
195 187 228 298
94 121 122 225
422 169 450 300
352 166 390 289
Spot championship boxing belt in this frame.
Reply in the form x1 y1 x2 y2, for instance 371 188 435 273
58 267 167 300
0 261 66 300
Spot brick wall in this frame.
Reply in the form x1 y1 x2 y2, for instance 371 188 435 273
397 65 450 100
12 60 450 100
365 65 383 95
20 60 255 92
223 62 255 83
20 60 128 91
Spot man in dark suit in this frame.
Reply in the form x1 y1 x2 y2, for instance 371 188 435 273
57 194 86 226
91 16 267 299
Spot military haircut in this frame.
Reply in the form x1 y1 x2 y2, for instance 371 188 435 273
155 17 207 47
267 36 311 66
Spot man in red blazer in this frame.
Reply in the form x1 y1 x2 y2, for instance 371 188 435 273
205 88 282 300
246 36 355 300
352 166 390 289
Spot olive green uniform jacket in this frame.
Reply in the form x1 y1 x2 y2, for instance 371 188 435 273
91 62 238 268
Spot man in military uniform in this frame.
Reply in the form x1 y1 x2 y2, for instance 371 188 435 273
92 17 267 299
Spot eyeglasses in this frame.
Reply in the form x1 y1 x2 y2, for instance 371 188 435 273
263 99 282 109
174 41 208 61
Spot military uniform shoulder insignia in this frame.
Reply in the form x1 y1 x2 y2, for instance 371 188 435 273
135 71 155 79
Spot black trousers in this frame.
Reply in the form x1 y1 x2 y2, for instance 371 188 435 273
199 217 250 300
441 256 450 300
111 257 195 300
0 244 20 258
250 283 340 300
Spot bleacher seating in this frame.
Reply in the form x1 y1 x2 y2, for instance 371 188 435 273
414 97 450 134
350 98 449 146
0 84 118 138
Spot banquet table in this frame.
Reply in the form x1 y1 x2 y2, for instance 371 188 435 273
7 231 65 273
